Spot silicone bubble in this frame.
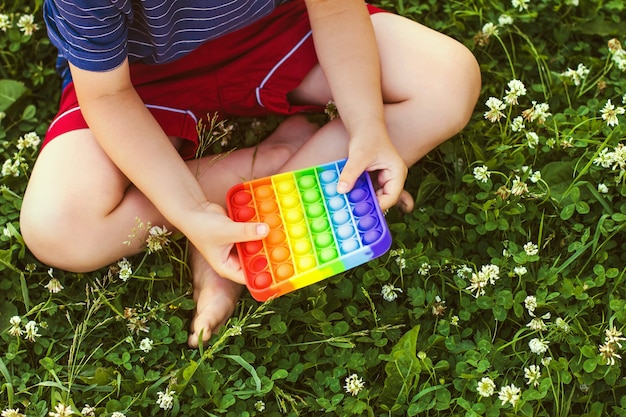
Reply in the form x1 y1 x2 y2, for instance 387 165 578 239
348 187 368 203
306 203 325 218
263 214 282 228
340 238 360 254
353 201 373 217
267 229 286 246
243 240 263 256
319 247 338 263
280 194 300 209
275 263 294 280
320 169 338 184
328 196 345 211
270 246 290 263
249 256 268 273
287 224 308 239
331 210 350 226
302 189 321 204
235 206 256 222
297 256 317 271
357 215 379 231
254 185 274 199
298 175 317 189
293 240 312 255
258 199 278 214
276 180 295 194
284 209 304 224
314 233 334 249
232 190 252 206
337 224 355 240
323 183 338 197
362 229 382 245
254 272 273 289
310 218 329 233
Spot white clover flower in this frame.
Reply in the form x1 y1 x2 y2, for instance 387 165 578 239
529 338 549 355
511 0 529 11
0 14 11 32
110 412 126 417
146 225 171 253
455 264 473 279
604 326 626 348
2 408 25 417
529 170 541 183
482 22 499 37
524 295 537 316
17 14 38 36
504 79 527 105
80 405 95 417
484 97 506 123
44 278 64 294
598 183 609 193
395 256 406 270
608 39 626 71
498 383 521 407
473 165 491 183
381 284 402 302
418 262 431 276
24 320 40 342
527 317 547 331
525 131 539 148
555 317 571 334
541 356 552 367
476 377 496 397
599 341 621 365
498 14 514 26
524 364 541 387
344 374 365 396
523 242 539 256
522 101 551 124
466 264 500 297
514 265 528 276
156 388 175 410
2 156 25 177
600 99 625 127
254 401 266 412
593 143 626 171
511 176 528 196
561 63 589 86
139 338 154 353
16 132 41 151
451 315 460 326
48 403 74 417
117 258 133 281
511 116 525 132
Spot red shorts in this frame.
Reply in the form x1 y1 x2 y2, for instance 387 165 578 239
43 1 385 159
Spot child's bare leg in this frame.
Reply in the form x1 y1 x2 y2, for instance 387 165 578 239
21 115 318 346
284 13 481 209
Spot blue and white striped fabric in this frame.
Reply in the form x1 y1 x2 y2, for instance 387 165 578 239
44 0 290 84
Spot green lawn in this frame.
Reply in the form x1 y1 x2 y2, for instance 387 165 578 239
2 1 626 416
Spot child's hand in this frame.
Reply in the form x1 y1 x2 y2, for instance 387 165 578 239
187 203 269 284
337 134 408 212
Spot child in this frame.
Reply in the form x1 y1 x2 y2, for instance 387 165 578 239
20 0 480 347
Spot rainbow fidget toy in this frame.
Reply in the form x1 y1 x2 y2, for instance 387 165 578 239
226 159 391 301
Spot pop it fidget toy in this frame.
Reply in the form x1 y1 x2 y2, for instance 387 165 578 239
226 159 391 301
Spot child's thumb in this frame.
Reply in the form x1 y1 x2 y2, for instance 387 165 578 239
228 221 269 243
337 158 365 195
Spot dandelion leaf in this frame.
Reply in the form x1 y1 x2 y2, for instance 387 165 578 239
379 324 421 406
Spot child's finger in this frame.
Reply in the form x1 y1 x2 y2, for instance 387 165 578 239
337 157 366 194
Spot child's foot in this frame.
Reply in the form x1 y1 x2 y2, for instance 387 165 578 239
187 244 243 347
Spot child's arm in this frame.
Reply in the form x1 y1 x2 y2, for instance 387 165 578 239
304 0 408 211
69 60 268 282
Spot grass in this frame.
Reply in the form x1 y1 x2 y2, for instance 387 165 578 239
2 0 626 416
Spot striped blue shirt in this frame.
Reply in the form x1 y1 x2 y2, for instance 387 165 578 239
44 0 290 85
